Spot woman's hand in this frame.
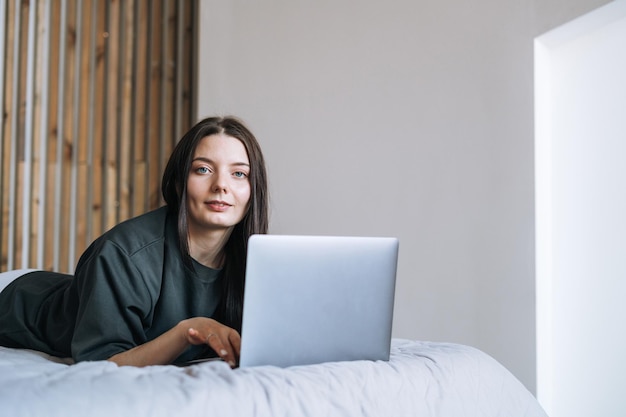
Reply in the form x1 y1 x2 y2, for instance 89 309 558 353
182 317 241 368
108 317 240 368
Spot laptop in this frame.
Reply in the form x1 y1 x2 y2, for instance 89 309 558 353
238 234 399 368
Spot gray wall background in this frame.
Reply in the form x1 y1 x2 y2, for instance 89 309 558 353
196 0 611 392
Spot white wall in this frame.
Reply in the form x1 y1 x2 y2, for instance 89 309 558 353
196 0 609 393
535 1 626 415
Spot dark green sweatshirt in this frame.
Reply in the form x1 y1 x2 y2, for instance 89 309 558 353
0 206 222 363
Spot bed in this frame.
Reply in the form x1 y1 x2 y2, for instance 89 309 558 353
0 338 547 417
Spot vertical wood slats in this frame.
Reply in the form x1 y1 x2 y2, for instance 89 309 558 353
1 0 197 273
35 0 53 268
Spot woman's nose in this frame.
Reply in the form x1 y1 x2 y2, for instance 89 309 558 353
211 173 228 193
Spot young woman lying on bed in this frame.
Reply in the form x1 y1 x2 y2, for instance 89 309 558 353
0 116 269 368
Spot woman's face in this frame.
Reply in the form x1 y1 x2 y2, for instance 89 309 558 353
186 133 251 235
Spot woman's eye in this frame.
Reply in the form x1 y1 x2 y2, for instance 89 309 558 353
233 171 248 178
196 166 210 174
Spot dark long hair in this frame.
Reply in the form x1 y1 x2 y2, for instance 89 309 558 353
161 116 269 330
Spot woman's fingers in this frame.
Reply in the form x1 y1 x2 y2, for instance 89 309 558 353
184 319 240 368
228 330 241 359
206 332 236 367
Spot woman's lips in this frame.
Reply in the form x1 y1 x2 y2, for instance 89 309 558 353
206 201 232 212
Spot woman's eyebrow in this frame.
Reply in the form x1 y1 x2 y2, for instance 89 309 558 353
192 157 250 167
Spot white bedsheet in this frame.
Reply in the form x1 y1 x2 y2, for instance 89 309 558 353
0 339 547 417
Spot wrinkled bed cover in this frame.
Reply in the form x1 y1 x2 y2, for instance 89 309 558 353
0 339 547 417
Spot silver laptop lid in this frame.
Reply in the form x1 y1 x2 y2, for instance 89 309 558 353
239 234 399 368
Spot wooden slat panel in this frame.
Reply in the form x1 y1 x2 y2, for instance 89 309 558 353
34 0 52 268
67 0 81 269
162 0 177 162
74 0 93 262
59 0 76 272
133 0 149 217
88 0 107 248
118 0 134 223
1 0 197 273
22 0 37 268
180 0 196 137
12 0 30 269
30 0 45 267
43 0 62 271
0 0 16 269
148 0 162 209
104 0 119 231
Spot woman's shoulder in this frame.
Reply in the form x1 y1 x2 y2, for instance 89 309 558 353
92 206 174 256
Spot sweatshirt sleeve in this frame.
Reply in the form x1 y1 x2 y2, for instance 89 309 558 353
70 239 159 362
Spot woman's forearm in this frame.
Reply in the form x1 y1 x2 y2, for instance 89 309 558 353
107 321 189 367
107 317 240 367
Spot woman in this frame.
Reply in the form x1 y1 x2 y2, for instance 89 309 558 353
0 116 269 367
